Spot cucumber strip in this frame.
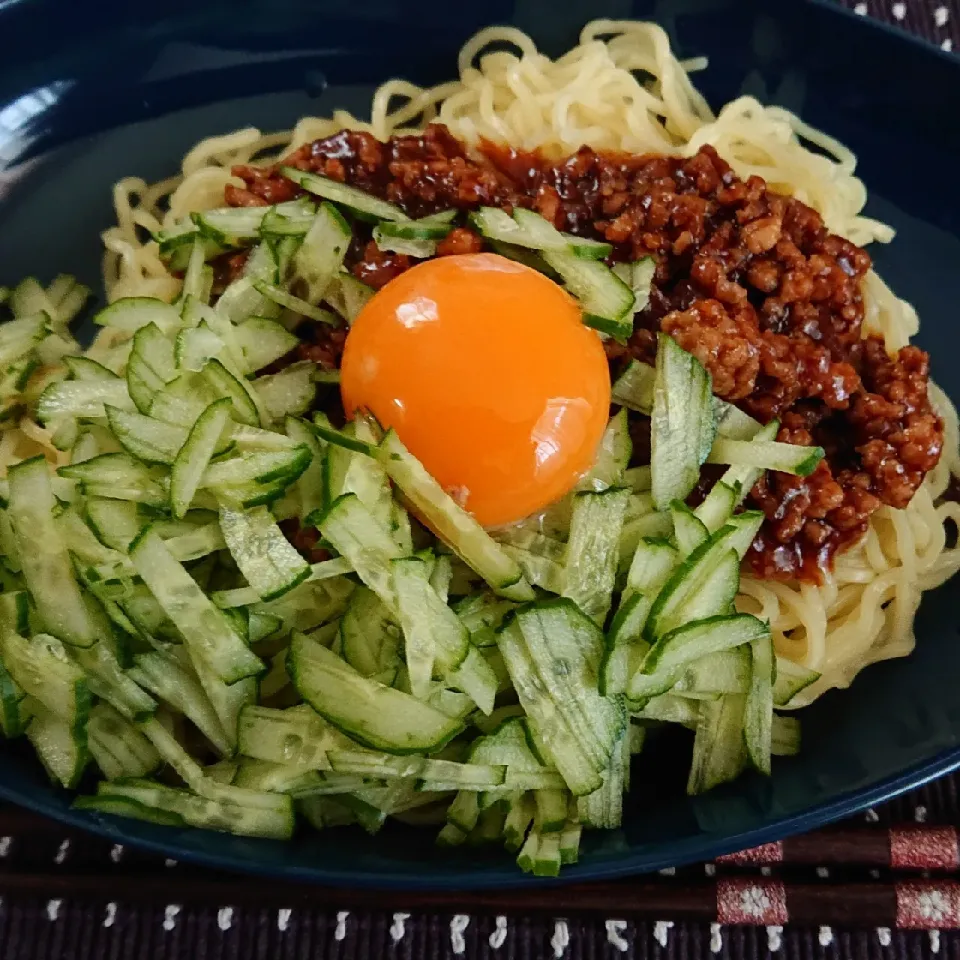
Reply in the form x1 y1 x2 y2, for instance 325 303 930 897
0 630 90 731
73 794 186 826
716 404 762 441
138 716 288 810
670 502 709 556
235 317 299 373
288 201 352 305
693 480 738 534
212 274 279 328
496 619 603 797
213 558 352 609
94 297 182 335
65 356 119 382
373 430 533 601
175 322 224 372
773 656 820 706
650 334 716 510
131 321 176 393
376 214 455 241
72 638 156 722
602 537 678 695
321 273 372 325
562 487 630 624
219 505 311 602
514 601 623 769
318 492 402 610
37 379 134 424
501 544 564 593
328 751 505 789
0 657 27 738
170 398 232 519
202 358 261 427
447 645 499 716
674 647 752 697
26 703 89 789
280 167 409 222
129 527 264 684
744 631 774 775
772 715 801 755
447 790 480 832
372 225 435 258
237 704 338 769
259 198 318 239
288 632 465 754
501 794 534 851
644 523 743 641
87 703 161 780
105 406 185 465
393 556 469 675
8 458 98 647
633 692 699 727
232 758 325 796
128 650 232 756
96 780 294 839
201 445 311 490
540 249 635 340
577 726 626 829
253 362 317 421
707 437 825 477
628 613 769 701
687 693 747 795
580 408 631 492
612 257 656 316
470 717 563 801
339 586 401 679
390 559 435 698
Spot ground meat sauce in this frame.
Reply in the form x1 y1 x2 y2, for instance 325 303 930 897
226 124 943 583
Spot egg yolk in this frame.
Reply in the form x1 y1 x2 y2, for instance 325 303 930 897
340 253 612 529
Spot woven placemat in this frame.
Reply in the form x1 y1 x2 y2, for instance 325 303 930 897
2 1 959 958
2 771 960 958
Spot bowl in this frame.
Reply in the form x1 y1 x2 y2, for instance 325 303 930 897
1 0 960 888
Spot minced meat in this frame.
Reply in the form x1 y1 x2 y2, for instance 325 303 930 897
226 124 943 583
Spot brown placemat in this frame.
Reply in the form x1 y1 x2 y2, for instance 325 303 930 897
2 772 960 958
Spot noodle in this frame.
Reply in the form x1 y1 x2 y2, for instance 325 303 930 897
17 20 960 705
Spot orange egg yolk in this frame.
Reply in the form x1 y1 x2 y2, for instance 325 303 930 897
340 253 611 529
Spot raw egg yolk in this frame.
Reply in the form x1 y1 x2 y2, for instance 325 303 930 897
340 253 611 528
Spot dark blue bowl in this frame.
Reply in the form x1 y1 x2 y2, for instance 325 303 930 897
2 0 960 888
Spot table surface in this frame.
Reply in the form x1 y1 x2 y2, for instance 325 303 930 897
3 1 960 958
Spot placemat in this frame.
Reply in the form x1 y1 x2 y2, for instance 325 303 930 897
3 1 960 958
2 772 960 959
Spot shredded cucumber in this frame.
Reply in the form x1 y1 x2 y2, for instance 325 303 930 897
0 226 812 876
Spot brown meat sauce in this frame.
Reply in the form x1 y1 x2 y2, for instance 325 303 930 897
227 124 943 582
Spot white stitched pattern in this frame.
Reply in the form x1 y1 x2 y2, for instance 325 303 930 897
489 915 508 949
653 920 674 947
450 914 471 954
606 919 629 952
390 913 410 941
551 919 570 957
